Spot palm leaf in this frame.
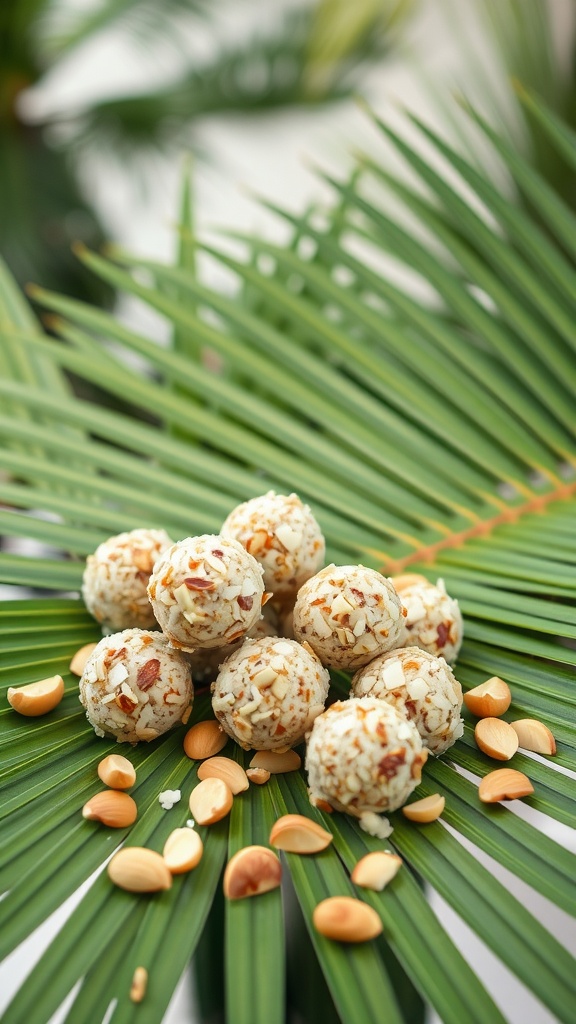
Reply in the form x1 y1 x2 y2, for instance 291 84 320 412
65 3 407 161
1 93 576 1024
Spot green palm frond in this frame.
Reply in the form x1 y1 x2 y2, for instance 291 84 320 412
37 0 211 63
2 0 412 299
1 92 576 1024
443 0 576 208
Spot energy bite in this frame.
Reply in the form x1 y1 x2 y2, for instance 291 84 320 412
293 564 405 669
306 697 425 816
79 629 193 743
221 491 325 600
148 535 265 652
351 646 463 755
82 528 173 632
394 577 463 663
211 636 330 751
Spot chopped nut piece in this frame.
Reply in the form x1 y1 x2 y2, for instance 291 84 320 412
463 677 511 718
69 643 98 677
115 686 138 714
82 790 137 828
249 749 301 774
197 756 249 794
313 897 383 942
223 845 282 900
510 719 556 755
7 675 64 717
269 814 333 853
163 828 204 873
189 777 233 825
246 768 270 785
130 966 148 1004
311 797 333 814
184 577 216 591
97 754 136 790
478 768 535 803
183 720 228 760
108 847 172 892
136 659 161 692
475 718 518 761
351 851 402 891
401 793 445 823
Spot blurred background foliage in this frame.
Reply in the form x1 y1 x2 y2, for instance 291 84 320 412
0 0 413 304
2 0 575 308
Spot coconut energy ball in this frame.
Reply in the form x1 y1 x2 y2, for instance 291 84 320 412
293 564 405 670
306 697 425 816
186 602 280 683
394 576 463 663
82 528 173 632
221 491 325 600
79 629 193 743
351 646 463 755
211 636 330 751
148 535 265 652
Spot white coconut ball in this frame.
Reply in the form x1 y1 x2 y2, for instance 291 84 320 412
79 629 193 743
211 636 330 751
306 697 425 816
82 528 173 632
147 535 265 652
292 564 405 669
221 491 325 599
351 646 463 755
394 576 463 663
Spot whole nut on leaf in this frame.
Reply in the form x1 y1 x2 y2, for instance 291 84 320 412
223 845 282 900
313 897 383 942
82 790 137 827
189 777 233 825
7 675 64 717
463 677 511 718
269 814 333 854
108 847 172 892
183 720 228 760
197 757 249 794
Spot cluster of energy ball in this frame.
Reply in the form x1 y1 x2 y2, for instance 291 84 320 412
79 490 464 830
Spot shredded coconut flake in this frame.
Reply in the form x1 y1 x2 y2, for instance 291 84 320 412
359 812 393 839
159 788 182 810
